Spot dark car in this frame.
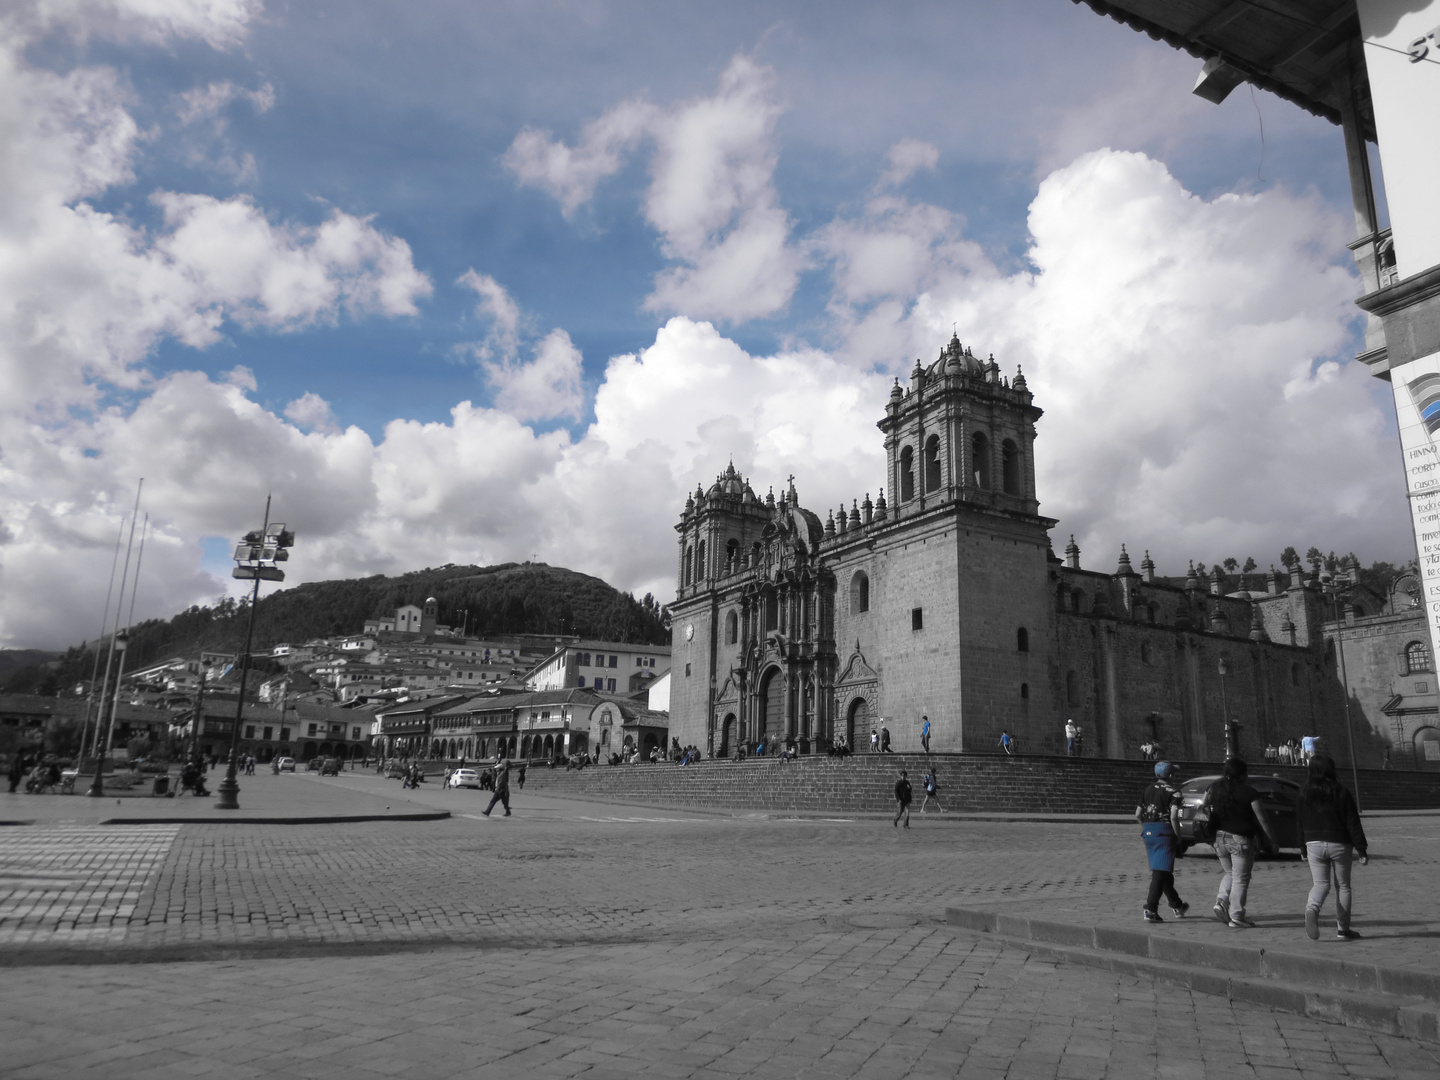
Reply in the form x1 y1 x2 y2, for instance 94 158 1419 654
1175 773 1302 857
319 757 342 776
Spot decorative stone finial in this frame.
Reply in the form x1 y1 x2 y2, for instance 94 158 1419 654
1116 544 1133 576
825 510 836 538
1013 365 1027 392
874 488 888 522
1249 606 1268 642
1185 561 1200 591
1064 534 1080 569
862 493 873 526
1140 549 1155 583
849 500 861 530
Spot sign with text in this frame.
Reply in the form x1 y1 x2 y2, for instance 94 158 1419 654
1392 348 1440 673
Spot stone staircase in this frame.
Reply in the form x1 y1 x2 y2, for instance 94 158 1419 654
517 753 1440 815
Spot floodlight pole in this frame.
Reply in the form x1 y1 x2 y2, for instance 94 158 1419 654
215 496 270 810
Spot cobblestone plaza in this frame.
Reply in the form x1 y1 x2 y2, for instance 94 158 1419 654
3 772 1439 1078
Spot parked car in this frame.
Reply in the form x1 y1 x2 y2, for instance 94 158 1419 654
1175 773 1302 856
447 768 481 789
306 757 323 771
319 757 342 776
276 757 296 772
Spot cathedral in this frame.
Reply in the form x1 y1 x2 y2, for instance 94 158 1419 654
667 334 1373 763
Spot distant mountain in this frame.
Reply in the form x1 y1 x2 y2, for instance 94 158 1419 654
0 649 59 682
2 562 669 695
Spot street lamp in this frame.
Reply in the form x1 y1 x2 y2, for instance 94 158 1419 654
1320 569 1364 812
1218 655 1239 759
86 630 128 797
215 498 294 810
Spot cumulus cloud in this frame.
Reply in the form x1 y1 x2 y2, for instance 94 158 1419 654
505 53 801 322
877 138 940 190
283 391 340 435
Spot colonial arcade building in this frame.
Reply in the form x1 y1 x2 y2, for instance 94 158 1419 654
668 335 1372 764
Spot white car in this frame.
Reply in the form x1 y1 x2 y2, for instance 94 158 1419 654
447 768 481 789
276 757 296 773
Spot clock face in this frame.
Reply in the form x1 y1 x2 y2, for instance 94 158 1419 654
685 624 695 641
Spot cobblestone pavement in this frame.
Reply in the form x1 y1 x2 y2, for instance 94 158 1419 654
3 779 1440 1077
6 926 1439 1079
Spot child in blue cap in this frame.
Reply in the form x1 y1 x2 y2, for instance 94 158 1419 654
1135 761 1189 922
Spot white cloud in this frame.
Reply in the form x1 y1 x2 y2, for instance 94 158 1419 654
505 53 801 322
175 79 274 125
284 391 340 435
19 0 262 49
456 268 522 361
484 329 585 423
877 138 940 190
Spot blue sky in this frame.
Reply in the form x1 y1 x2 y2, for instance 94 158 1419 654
0 0 1410 648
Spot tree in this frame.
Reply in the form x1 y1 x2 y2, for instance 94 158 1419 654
1242 557 1257 574
1222 558 1239 574
1305 547 1324 572
1281 546 1299 569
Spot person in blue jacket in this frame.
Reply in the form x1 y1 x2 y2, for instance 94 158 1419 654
1135 761 1190 923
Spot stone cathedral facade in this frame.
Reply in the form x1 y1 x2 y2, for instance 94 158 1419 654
667 334 1378 763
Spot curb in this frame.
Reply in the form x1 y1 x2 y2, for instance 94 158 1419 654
946 905 1440 1041
95 811 451 826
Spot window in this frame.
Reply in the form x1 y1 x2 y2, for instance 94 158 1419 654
726 610 738 644
900 445 915 500
1140 641 1152 665
607 678 616 691
1002 439 1020 495
244 725 255 740
1020 683 1029 699
1016 627 1029 652
912 607 924 631
609 655 618 668
263 726 273 741
352 727 361 740
1066 670 1078 707
726 538 739 568
765 593 779 630
684 546 693 585
851 571 870 615
579 652 590 666
972 432 991 489
281 728 290 742
1407 641 1432 674
685 663 692 677
697 539 707 580
924 434 942 492
636 657 643 666
307 723 318 737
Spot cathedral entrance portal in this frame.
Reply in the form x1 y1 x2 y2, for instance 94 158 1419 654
847 697 869 748
759 667 783 749
720 713 736 758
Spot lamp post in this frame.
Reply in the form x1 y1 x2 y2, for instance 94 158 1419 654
215 498 294 810
86 630 128 797
1218 656 1238 759
1320 571 1363 812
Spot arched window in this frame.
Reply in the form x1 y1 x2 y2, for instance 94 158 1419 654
752 541 762 567
1020 682 1029 699
850 571 870 614
1002 439 1020 495
697 540 706 580
765 593 779 631
726 538 739 569
1066 669 1078 707
1291 662 1300 687
899 445 915 501
923 435 942 492
1407 641 1432 674
725 610 738 645
972 432 991 489
683 546 693 586
1146 603 1157 624
1016 627 1029 652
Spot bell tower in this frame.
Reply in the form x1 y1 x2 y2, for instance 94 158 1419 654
879 332 1042 524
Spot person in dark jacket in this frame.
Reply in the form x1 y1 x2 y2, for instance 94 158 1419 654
893 769 912 828
1135 761 1189 923
1298 754 1368 940
1207 757 1279 928
483 760 511 817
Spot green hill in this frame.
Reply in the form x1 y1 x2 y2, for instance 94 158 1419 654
3 562 669 695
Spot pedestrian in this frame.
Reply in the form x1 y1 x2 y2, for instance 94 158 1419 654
919 769 945 813
893 769 912 828
1381 746 1392 770
870 727 879 753
7 752 25 793
1065 718 1078 757
999 731 1015 756
482 760 512 817
880 724 893 753
1205 757 1279 929
1301 734 1318 762
921 715 931 754
1298 754 1368 941
1135 761 1189 923
517 762 527 790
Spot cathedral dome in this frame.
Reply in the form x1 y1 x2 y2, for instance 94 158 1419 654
706 461 751 500
931 331 986 378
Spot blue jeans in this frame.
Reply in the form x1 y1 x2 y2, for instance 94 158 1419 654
1306 841 1353 932
1215 832 1257 920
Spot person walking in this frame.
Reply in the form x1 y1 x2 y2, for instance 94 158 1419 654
482 759 512 817
919 769 945 813
1065 718 1078 757
1135 761 1189 923
880 724 893 753
1301 734 1318 762
1298 754 1368 941
7 752 26 794
1206 757 1279 929
893 769 912 828
870 727 879 754
921 716 931 754
999 731 1015 756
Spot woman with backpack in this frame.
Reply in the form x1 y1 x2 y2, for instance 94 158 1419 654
1206 757 1280 928
1297 754 1368 941
1135 761 1189 923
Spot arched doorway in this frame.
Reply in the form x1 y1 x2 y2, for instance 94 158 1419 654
758 667 783 747
521 735 532 758
543 734 555 758
720 713 736 757
847 697 869 748
1415 726 1440 771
